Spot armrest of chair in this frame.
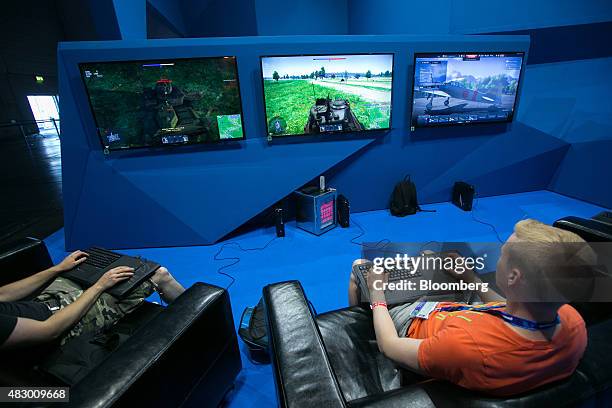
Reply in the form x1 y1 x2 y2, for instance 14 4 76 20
554 216 612 324
263 280 346 408
554 216 612 242
347 386 434 408
0 237 54 287
67 282 241 408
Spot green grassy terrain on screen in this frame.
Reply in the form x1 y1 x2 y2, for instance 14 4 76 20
263 79 391 135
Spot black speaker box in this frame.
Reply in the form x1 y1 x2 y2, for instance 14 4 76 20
275 208 285 237
452 182 475 211
337 194 350 228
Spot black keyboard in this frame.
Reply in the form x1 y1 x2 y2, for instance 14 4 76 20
354 257 473 305
388 267 423 281
357 263 423 282
63 247 161 298
83 247 122 270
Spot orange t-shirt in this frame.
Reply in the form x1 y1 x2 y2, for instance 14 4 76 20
407 302 587 396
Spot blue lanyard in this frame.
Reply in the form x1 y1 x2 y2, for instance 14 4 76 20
436 303 560 331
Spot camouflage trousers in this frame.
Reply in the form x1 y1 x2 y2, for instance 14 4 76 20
35 277 155 345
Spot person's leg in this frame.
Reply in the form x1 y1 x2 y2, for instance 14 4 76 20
37 277 83 303
349 259 368 306
76 267 184 330
37 277 117 345
41 271 182 345
149 267 185 303
60 292 126 344
61 277 160 344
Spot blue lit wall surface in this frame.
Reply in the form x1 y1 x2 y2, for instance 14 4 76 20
60 34 591 250
517 57 612 208
347 0 612 35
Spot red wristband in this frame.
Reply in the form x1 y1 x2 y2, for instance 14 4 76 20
370 302 388 310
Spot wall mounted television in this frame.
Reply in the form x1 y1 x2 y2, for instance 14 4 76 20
261 53 394 137
411 52 525 128
79 56 245 150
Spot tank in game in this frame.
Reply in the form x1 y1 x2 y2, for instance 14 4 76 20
142 78 210 144
261 54 394 137
304 96 364 134
80 57 244 149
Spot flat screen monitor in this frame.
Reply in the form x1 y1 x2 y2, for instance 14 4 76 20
411 52 525 128
261 53 394 137
79 57 244 150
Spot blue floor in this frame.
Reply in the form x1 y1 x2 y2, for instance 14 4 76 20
43 190 605 407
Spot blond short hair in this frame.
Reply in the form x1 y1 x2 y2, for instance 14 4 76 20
507 219 595 302
513 219 586 244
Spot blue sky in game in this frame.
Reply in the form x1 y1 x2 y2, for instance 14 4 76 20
262 54 394 78
415 55 523 86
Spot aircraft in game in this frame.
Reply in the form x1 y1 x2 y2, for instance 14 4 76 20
419 80 503 115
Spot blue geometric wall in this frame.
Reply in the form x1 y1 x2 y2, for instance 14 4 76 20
61 137 374 249
517 57 612 209
326 120 570 212
59 34 552 250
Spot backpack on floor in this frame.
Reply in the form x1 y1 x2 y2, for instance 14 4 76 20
390 176 420 217
238 298 270 364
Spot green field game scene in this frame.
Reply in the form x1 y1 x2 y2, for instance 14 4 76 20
261 54 393 137
80 57 243 150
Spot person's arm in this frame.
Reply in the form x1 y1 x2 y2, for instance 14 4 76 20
1 266 134 349
442 251 505 303
0 251 88 302
367 269 425 374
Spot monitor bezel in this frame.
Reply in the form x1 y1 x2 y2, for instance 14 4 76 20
78 55 246 151
259 52 395 138
410 51 526 129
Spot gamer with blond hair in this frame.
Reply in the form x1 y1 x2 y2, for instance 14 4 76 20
349 219 594 396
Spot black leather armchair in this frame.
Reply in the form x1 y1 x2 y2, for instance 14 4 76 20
263 217 612 407
0 238 242 408
264 281 612 407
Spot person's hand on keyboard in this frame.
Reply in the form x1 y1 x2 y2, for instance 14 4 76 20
94 266 135 292
367 263 389 294
55 250 89 273
442 251 476 282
